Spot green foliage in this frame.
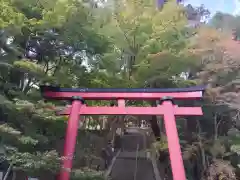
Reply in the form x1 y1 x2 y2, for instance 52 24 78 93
231 145 240 155
0 0 25 32
71 169 104 180
0 95 65 172
1 0 240 179
152 136 168 152
13 60 45 77
6 149 61 175
0 0 113 177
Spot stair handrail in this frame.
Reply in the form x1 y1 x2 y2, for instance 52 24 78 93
151 154 162 180
104 150 121 179
133 143 139 180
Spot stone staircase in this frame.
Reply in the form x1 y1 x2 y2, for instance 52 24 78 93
121 134 145 151
110 158 156 180
107 128 161 180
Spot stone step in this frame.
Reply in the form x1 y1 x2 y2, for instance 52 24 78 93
117 151 147 159
110 158 156 180
108 131 159 180
121 134 145 151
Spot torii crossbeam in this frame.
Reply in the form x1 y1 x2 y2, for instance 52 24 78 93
40 85 205 180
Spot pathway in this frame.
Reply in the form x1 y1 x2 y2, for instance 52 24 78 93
106 127 161 180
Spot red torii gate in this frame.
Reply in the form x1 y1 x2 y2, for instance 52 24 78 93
40 85 205 180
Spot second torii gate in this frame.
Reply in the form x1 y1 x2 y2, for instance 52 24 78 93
40 85 205 180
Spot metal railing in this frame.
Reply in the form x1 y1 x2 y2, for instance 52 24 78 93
133 144 139 180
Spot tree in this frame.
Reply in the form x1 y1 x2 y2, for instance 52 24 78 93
2 0 240 179
183 26 240 180
0 0 110 178
92 0 196 141
209 12 240 34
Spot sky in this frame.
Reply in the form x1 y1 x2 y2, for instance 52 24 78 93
185 0 240 16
